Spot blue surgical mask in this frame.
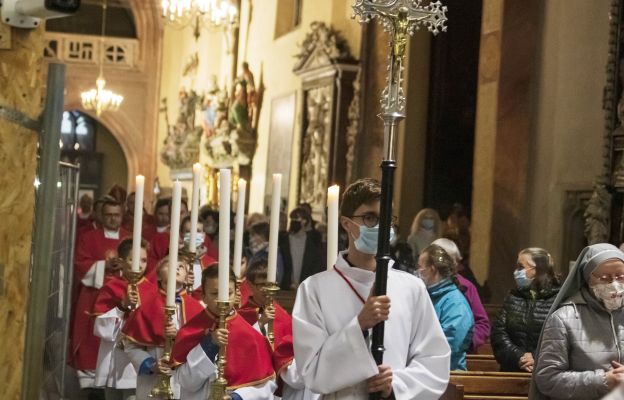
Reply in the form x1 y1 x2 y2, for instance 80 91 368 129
421 218 435 230
183 232 205 249
353 224 396 255
514 269 533 289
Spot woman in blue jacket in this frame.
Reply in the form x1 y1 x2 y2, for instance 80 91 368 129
417 244 474 370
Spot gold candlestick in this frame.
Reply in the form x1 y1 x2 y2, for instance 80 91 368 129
261 283 280 348
149 306 176 399
124 270 142 311
185 251 197 293
209 300 231 400
235 278 243 307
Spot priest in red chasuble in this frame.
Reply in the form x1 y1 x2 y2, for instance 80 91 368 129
170 266 276 400
70 199 130 388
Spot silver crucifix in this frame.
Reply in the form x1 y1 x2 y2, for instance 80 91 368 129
353 0 447 160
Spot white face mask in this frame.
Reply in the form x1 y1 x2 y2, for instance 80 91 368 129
591 282 624 311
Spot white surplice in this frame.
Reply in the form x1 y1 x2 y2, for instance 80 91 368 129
292 251 451 399
249 320 321 400
174 343 277 400
93 307 137 389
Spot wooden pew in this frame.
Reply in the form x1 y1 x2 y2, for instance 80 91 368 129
475 342 493 355
276 290 296 313
484 303 502 321
466 354 499 372
441 382 465 400
450 371 531 400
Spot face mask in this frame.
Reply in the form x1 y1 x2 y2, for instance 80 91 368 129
204 224 217 235
289 220 302 233
514 269 533 289
591 282 624 311
183 232 205 249
420 218 435 230
353 224 396 255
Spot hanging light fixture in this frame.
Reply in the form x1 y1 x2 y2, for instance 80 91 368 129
161 0 238 30
81 0 123 116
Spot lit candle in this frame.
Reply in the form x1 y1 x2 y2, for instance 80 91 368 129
218 169 231 302
233 178 246 278
167 181 182 307
267 174 281 283
327 185 339 270
131 175 145 273
190 163 202 253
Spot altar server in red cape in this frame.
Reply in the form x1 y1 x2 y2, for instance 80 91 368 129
146 198 173 279
170 266 277 400
239 258 319 400
121 192 156 241
180 215 218 299
122 254 204 399
71 199 130 388
92 239 156 398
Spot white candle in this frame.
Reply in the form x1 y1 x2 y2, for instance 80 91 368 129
167 181 182 307
267 174 281 283
233 178 246 278
218 169 231 302
190 163 202 253
131 175 145 273
327 185 339 270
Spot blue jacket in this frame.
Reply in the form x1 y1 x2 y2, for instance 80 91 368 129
427 278 474 370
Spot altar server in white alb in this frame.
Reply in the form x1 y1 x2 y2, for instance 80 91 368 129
293 178 451 399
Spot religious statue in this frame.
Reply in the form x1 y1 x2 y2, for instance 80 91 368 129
202 64 263 169
160 89 203 170
584 180 611 244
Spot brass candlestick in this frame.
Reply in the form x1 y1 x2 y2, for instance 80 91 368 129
149 306 176 399
186 251 197 293
124 270 142 311
261 283 280 348
235 278 243 307
209 300 231 400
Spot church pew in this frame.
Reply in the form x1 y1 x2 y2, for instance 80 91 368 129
466 354 499 372
475 342 493 355
450 371 530 400
484 303 502 321
441 382 465 400
276 290 296 313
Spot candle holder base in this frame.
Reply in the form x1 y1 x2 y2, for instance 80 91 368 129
124 270 142 311
209 300 232 400
149 306 176 400
261 283 280 348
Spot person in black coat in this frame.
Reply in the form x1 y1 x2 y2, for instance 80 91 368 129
491 247 561 372
278 207 323 290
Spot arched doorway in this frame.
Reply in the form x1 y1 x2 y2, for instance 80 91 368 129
60 110 128 199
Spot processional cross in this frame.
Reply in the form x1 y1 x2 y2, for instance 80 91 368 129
351 1 447 398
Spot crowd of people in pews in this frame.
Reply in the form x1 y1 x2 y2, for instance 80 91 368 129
70 179 624 400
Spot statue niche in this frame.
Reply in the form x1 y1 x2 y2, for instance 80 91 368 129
294 21 359 217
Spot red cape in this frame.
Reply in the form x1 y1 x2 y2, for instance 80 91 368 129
92 275 156 315
238 298 294 374
70 228 129 370
239 279 252 308
122 289 204 347
171 311 276 389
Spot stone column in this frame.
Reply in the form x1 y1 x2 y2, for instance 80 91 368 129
0 26 44 399
471 0 540 302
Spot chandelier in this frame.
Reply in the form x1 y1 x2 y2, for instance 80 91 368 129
80 0 123 116
161 0 238 30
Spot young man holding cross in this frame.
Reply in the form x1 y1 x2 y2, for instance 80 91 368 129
292 178 451 399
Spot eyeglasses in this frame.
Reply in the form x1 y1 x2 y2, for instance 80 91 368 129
591 272 624 284
349 213 398 228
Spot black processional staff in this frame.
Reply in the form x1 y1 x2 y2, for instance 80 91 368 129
351 1 448 399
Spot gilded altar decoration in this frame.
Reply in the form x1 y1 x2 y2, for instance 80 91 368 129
160 89 203 170
299 86 333 208
202 64 263 169
345 70 361 185
293 22 354 72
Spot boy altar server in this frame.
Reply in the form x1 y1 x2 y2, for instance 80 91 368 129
122 255 204 399
170 266 277 400
239 258 319 400
292 178 451 399
92 238 156 399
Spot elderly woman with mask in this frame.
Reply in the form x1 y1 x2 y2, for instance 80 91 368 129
531 243 624 400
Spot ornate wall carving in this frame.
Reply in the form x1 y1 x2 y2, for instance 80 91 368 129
293 21 359 216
